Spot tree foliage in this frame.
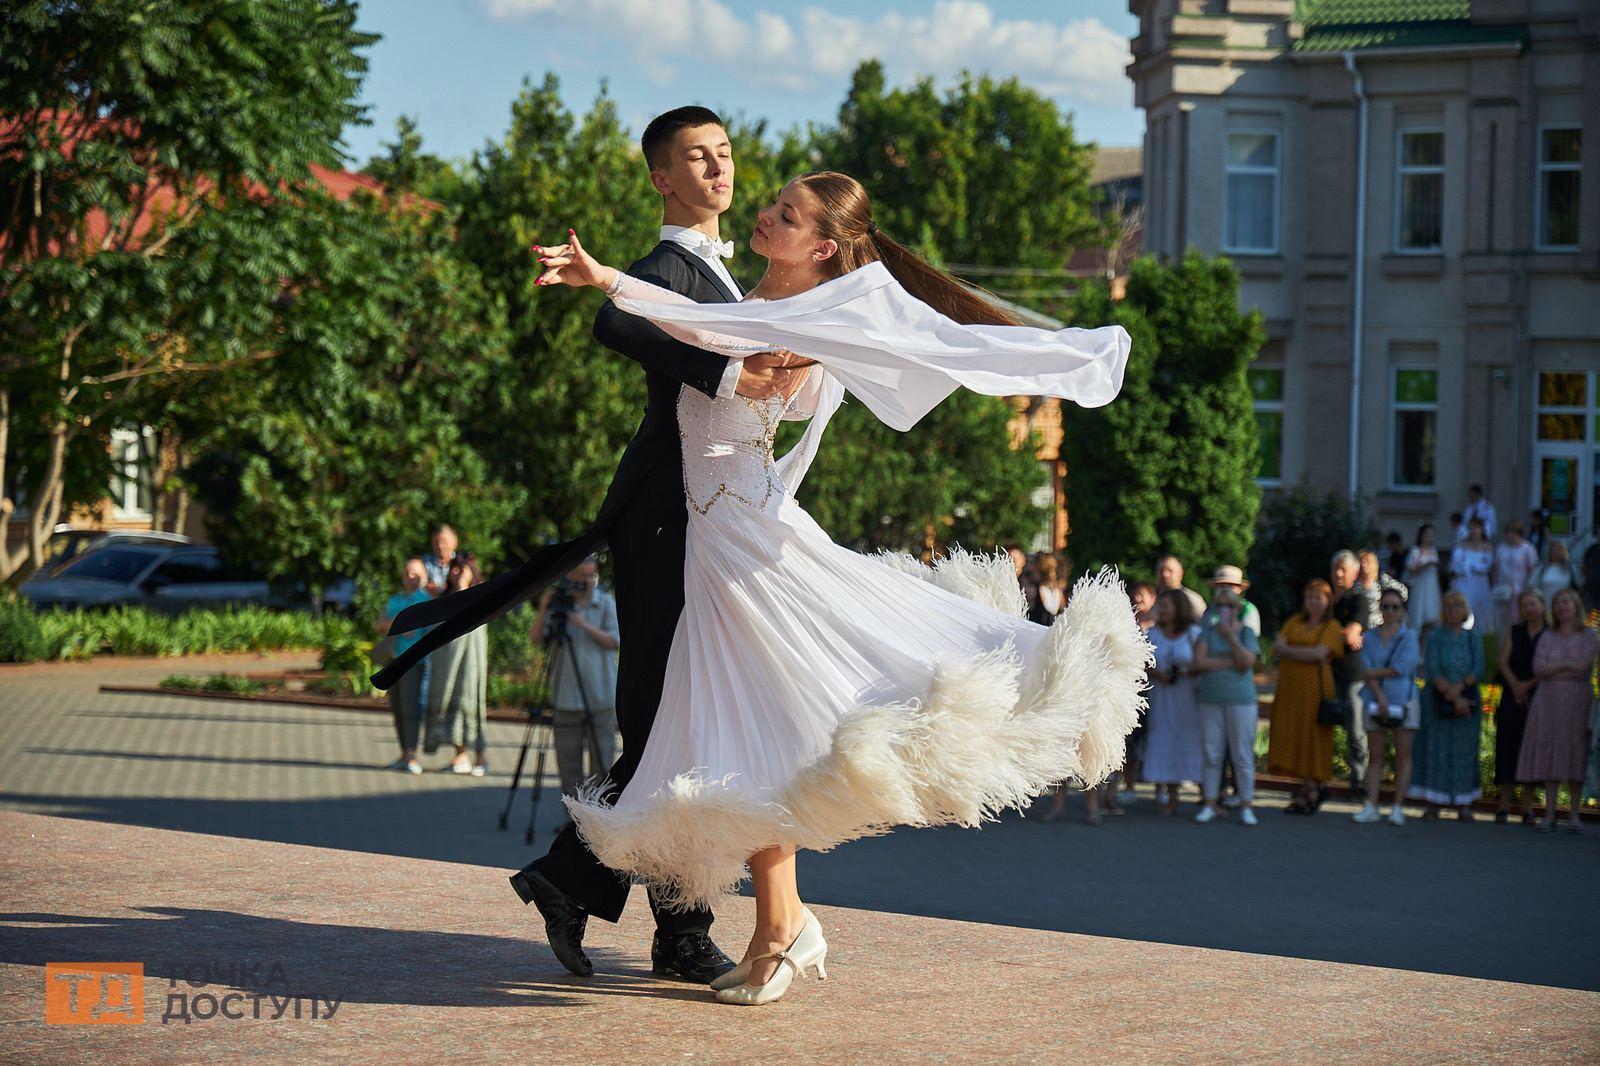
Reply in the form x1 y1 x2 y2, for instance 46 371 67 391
173 187 522 596
817 61 1105 273
0 0 373 578
1251 485 1379 634
447 77 664 552
4 39 1230 590
786 394 1046 554
360 114 467 203
1063 252 1265 585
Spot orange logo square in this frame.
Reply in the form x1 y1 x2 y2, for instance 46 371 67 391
45 963 144 1025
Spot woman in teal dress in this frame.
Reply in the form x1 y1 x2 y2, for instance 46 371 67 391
1407 590 1485 819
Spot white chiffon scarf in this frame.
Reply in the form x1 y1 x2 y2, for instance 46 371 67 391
610 260 1131 495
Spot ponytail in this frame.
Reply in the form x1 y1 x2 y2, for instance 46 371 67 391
794 171 1021 327
867 228 1020 327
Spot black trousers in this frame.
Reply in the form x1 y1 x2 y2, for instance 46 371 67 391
524 465 714 935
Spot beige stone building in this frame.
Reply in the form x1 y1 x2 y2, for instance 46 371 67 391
1128 0 1600 545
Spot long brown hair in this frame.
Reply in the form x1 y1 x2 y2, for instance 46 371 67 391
1157 586 1195 631
793 172 1020 326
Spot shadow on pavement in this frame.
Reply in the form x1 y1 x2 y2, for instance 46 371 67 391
6 683 1599 996
0 907 709 1009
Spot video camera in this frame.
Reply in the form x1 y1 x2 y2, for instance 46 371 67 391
548 577 578 622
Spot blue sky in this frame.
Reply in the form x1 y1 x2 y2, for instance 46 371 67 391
342 0 1142 167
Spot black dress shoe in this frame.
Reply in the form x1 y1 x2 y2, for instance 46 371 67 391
651 930 736 984
509 869 592 977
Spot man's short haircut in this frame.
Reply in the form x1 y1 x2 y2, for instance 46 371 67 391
641 106 726 170
1468 482 1484 494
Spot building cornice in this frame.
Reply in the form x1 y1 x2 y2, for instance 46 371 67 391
1289 40 1524 61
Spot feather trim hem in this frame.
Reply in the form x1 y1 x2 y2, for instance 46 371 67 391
566 563 1151 911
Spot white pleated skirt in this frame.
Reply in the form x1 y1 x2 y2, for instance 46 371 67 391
567 493 1151 909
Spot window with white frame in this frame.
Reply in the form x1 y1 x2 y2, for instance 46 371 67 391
1396 129 1444 251
1390 368 1438 489
109 427 154 518
1247 367 1284 484
1537 126 1581 250
1223 131 1279 253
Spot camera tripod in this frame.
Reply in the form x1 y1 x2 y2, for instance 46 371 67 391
497 607 607 845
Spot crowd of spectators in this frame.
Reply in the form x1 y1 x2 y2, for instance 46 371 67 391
1036 484 1600 832
368 488 1599 836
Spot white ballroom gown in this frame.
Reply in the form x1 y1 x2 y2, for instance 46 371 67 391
565 266 1151 909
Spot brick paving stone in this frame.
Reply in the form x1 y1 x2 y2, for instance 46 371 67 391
2 653 1598 1017
1 810 1596 1063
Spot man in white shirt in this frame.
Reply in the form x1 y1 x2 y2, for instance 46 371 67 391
1459 483 1497 543
1156 553 1207 620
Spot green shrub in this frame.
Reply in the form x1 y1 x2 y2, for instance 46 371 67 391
488 673 546 708
200 674 267 694
319 626 373 675
0 590 49 662
158 672 264 694
17 604 348 661
1251 484 1378 635
488 603 537 675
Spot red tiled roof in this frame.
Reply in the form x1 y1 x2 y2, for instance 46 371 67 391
1 111 417 260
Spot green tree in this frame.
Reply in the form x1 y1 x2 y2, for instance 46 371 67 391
172 186 522 599
361 114 467 203
448 77 663 551
1251 485 1379 634
0 0 373 579
1064 252 1265 585
817 61 1106 278
784 394 1046 554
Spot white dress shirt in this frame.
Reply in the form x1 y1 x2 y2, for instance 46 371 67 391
660 225 744 398
1458 497 1497 543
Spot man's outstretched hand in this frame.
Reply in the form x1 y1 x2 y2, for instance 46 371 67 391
737 350 811 399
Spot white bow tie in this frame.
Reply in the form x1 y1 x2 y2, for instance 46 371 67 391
695 235 735 260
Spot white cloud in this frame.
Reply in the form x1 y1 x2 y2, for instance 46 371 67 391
482 0 1130 107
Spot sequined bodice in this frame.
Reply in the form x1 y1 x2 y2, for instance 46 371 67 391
677 385 789 517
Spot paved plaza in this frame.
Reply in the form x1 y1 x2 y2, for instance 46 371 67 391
1 654 1597 1061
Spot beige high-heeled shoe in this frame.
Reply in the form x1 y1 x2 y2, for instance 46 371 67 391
713 910 827 1006
711 907 820 991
